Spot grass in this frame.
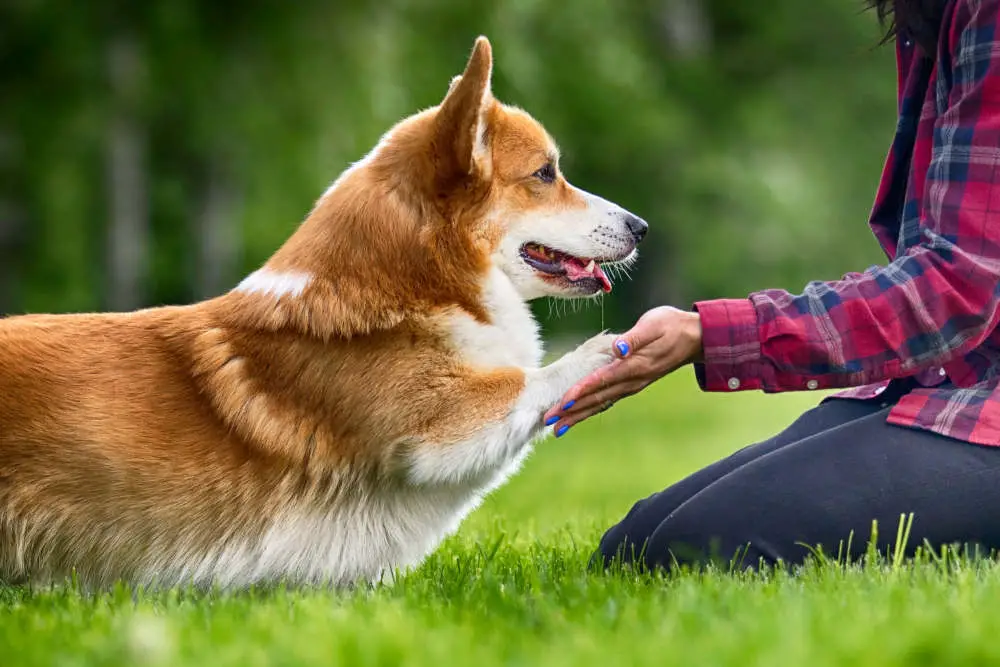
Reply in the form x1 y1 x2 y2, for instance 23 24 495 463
6 368 1000 666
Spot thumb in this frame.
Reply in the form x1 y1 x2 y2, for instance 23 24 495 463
611 317 661 359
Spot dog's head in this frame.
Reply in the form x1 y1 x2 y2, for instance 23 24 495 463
427 37 647 300
364 36 647 302
249 37 648 338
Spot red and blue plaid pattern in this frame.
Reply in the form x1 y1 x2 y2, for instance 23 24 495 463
693 0 1000 446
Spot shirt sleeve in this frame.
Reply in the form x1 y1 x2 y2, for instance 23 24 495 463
693 0 1000 394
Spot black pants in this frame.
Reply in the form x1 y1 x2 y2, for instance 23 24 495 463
595 384 1000 572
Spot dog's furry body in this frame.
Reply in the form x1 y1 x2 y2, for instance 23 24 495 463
0 37 647 589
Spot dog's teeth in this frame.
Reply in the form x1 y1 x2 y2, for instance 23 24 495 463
585 260 596 272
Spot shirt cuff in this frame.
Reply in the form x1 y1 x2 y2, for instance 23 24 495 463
691 298 765 392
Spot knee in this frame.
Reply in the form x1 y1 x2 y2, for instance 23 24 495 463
591 503 730 573
642 511 741 572
644 500 793 573
593 508 739 573
593 525 646 570
591 497 660 570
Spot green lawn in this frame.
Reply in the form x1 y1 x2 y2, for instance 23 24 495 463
6 368 1000 666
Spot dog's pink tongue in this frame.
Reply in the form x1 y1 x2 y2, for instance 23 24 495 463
564 259 613 293
595 266 612 292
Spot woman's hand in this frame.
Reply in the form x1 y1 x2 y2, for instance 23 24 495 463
543 306 703 435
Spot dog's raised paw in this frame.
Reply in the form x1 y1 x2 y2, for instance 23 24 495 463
568 333 620 373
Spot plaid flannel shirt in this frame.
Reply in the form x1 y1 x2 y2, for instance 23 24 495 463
692 0 1000 446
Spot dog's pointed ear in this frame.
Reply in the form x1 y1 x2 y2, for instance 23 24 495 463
433 36 493 182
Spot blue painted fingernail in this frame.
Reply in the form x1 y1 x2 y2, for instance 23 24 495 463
616 340 630 357
561 400 575 410
556 424 570 437
544 415 560 426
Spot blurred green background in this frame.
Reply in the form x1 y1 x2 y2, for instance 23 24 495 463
0 0 894 336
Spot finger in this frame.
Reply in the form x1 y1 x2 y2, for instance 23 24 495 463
559 380 644 423
611 315 665 360
552 381 645 433
543 359 627 423
568 355 638 399
577 357 647 399
554 402 615 431
544 355 648 422
552 396 628 433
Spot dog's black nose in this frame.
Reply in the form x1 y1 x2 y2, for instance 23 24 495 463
623 213 648 243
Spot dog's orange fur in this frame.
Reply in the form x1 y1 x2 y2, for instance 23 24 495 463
0 37 637 589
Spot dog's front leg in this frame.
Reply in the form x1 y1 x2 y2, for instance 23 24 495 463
404 333 618 486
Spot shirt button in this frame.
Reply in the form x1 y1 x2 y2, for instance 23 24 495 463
939 368 947 377
727 377 740 390
806 380 819 390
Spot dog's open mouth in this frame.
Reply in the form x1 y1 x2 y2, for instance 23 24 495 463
519 242 614 293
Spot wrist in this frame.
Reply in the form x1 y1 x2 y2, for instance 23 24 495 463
680 310 703 364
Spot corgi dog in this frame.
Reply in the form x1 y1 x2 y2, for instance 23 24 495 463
0 36 647 590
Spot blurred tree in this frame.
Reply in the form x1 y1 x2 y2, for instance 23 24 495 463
0 0 896 338
105 28 149 311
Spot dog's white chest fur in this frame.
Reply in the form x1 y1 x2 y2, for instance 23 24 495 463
445 266 544 369
170 268 548 589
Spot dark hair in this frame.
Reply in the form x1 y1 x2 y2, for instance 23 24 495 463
868 0 949 53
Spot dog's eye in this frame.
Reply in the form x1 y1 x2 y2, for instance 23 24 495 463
533 163 556 184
